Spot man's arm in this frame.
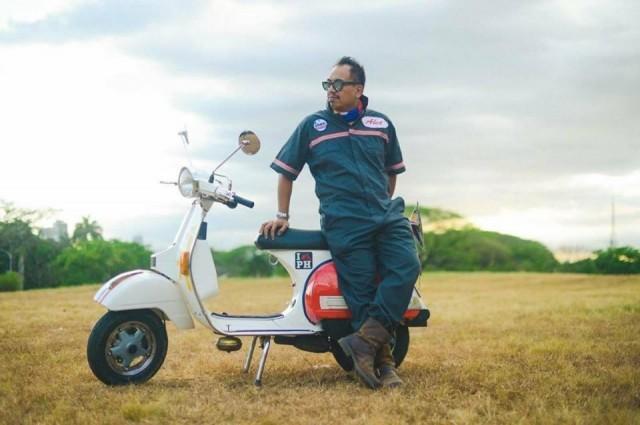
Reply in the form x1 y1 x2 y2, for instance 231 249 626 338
277 174 293 217
388 174 397 197
260 174 293 239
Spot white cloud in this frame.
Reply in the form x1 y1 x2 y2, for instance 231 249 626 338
472 207 606 249
567 171 640 199
0 0 88 30
0 40 229 243
1 0 638 252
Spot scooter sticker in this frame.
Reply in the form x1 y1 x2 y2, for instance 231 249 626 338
295 252 313 269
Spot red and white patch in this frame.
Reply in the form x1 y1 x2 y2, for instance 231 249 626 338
313 119 328 132
362 116 388 129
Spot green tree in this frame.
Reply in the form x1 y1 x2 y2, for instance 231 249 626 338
0 201 66 289
213 246 275 277
72 216 103 243
422 228 557 272
593 247 640 274
557 258 598 274
54 239 151 285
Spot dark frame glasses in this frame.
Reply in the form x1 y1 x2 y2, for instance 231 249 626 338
321 79 361 91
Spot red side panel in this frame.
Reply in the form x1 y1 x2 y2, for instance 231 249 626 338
304 261 420 324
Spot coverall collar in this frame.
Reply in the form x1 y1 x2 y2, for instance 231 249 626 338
326 95 369 125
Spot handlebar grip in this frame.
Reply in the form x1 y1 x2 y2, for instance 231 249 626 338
233 194 254 208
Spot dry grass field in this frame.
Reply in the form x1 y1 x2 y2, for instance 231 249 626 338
1 273 639 424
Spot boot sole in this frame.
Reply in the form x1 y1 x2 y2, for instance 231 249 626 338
378 367 404 388
381 379 403 388
338 338 381 389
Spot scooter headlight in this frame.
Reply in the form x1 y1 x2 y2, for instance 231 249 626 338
178 167 198 198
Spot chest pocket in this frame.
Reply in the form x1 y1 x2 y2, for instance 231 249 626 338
310 138 343 167
358 135 385 165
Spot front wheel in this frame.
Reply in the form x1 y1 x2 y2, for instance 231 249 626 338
87 309 168 385
330 325 409 372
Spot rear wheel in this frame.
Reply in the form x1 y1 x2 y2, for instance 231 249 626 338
87 309 168 385
330 325 409 372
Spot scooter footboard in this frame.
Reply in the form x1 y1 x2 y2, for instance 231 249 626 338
94 269 194 329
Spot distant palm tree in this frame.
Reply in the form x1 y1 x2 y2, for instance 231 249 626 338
72 216 103 242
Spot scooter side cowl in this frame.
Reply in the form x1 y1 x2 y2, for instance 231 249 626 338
94 269 195 329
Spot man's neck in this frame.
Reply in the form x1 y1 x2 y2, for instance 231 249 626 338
334 102 359 115
333 99 363 123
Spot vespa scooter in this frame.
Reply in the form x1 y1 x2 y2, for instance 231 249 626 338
87 131 430 386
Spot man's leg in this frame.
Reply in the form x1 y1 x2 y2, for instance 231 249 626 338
324 220 377 332
368 213 421 332
325 220 390 389
368 208 421 388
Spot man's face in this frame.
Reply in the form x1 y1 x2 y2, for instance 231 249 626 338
325 65 363 112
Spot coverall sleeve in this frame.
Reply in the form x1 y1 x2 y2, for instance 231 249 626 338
384 121 406 175
270 120 309 181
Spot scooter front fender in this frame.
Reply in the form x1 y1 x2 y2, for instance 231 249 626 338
94 269 194 329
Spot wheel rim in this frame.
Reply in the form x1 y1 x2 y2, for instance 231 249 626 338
105 321 157 376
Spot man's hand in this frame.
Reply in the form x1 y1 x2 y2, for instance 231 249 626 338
259 218 289 240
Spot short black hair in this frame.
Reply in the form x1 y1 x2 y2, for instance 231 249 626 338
335 56 366 86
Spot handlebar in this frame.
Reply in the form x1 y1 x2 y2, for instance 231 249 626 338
233 194 254 208
226 194 254 209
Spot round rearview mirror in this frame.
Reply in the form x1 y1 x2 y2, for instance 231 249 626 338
238 131 260 155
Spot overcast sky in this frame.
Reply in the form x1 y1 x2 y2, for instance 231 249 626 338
1 0 638 252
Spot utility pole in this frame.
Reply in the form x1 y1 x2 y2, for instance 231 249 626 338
609 198 616 249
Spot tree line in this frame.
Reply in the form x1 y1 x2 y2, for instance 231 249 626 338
0 202 150 291
211 230 639 277
1 201 638 292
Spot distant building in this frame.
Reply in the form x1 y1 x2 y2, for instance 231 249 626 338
133 234 144 245
39 220 69 242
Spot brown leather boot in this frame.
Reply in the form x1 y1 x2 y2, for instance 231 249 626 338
375 344 403 388
338 318 391 389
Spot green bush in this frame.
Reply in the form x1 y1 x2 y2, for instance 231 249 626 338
593 247 640 274
557 258 598 274
421 229 558 272
558 247 640 275
0 271 24 292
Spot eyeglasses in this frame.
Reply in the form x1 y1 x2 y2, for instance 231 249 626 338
321 79 361 92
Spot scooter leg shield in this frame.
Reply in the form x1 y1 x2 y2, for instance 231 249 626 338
95 269 194 329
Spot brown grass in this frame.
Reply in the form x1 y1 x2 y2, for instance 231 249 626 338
0 273 639 424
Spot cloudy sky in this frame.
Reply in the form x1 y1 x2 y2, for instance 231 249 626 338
1 0 638 252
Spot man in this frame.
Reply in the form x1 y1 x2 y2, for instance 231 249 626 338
260 57 420 389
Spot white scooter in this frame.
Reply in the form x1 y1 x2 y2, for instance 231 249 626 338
87 131 430 386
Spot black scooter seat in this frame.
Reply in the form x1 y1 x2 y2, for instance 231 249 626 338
255 228 328 250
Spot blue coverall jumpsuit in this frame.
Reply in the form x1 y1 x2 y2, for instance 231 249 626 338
271 96 421 333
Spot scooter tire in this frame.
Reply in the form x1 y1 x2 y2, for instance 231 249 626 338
330 325 409 372
87 309 168 386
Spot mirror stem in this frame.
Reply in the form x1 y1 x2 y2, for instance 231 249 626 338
209 143 247 182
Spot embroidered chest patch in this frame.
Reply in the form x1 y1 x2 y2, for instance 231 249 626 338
362 117 388 129
313 119 328 132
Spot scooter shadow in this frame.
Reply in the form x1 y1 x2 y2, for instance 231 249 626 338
224 368 353 390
